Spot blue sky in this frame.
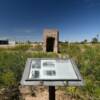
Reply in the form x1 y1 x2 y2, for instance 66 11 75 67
0 0 100 42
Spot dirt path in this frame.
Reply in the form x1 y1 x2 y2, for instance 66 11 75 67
20 86 72 100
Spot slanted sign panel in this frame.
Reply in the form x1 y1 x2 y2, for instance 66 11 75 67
29 59 78 80
21 58 84 86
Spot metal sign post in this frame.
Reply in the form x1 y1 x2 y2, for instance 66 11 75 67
49 86 55 100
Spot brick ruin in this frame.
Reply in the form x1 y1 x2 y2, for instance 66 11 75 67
43 29 59 53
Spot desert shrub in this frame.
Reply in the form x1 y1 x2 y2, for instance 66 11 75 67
12 44 31 51
33 44 43 51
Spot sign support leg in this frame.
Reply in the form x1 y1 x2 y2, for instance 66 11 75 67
49 86 55 100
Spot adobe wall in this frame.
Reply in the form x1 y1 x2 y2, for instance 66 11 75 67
43 29 59 53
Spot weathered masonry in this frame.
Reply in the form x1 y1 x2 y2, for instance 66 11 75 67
43 29 59 53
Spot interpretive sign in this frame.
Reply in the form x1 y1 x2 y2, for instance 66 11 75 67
21 58 84 86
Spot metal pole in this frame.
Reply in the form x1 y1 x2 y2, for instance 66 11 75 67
49 86 55 100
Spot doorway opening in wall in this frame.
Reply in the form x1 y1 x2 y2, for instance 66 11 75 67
46 37 55 52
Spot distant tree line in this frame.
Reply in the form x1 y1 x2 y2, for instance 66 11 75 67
59 36 99 44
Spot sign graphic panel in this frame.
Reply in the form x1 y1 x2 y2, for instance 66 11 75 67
28 59 78 80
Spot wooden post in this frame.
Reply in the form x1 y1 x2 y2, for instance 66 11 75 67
49 86 55 100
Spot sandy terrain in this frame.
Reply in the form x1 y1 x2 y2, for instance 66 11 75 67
20 86 72 100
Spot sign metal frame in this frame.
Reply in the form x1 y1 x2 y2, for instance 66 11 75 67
21 58 84 86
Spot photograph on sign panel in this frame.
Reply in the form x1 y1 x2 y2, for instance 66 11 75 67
42 60 56 68
29 70 40 79
31 60 41 69
43 70 56 76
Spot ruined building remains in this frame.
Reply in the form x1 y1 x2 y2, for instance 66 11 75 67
43 29 59 53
